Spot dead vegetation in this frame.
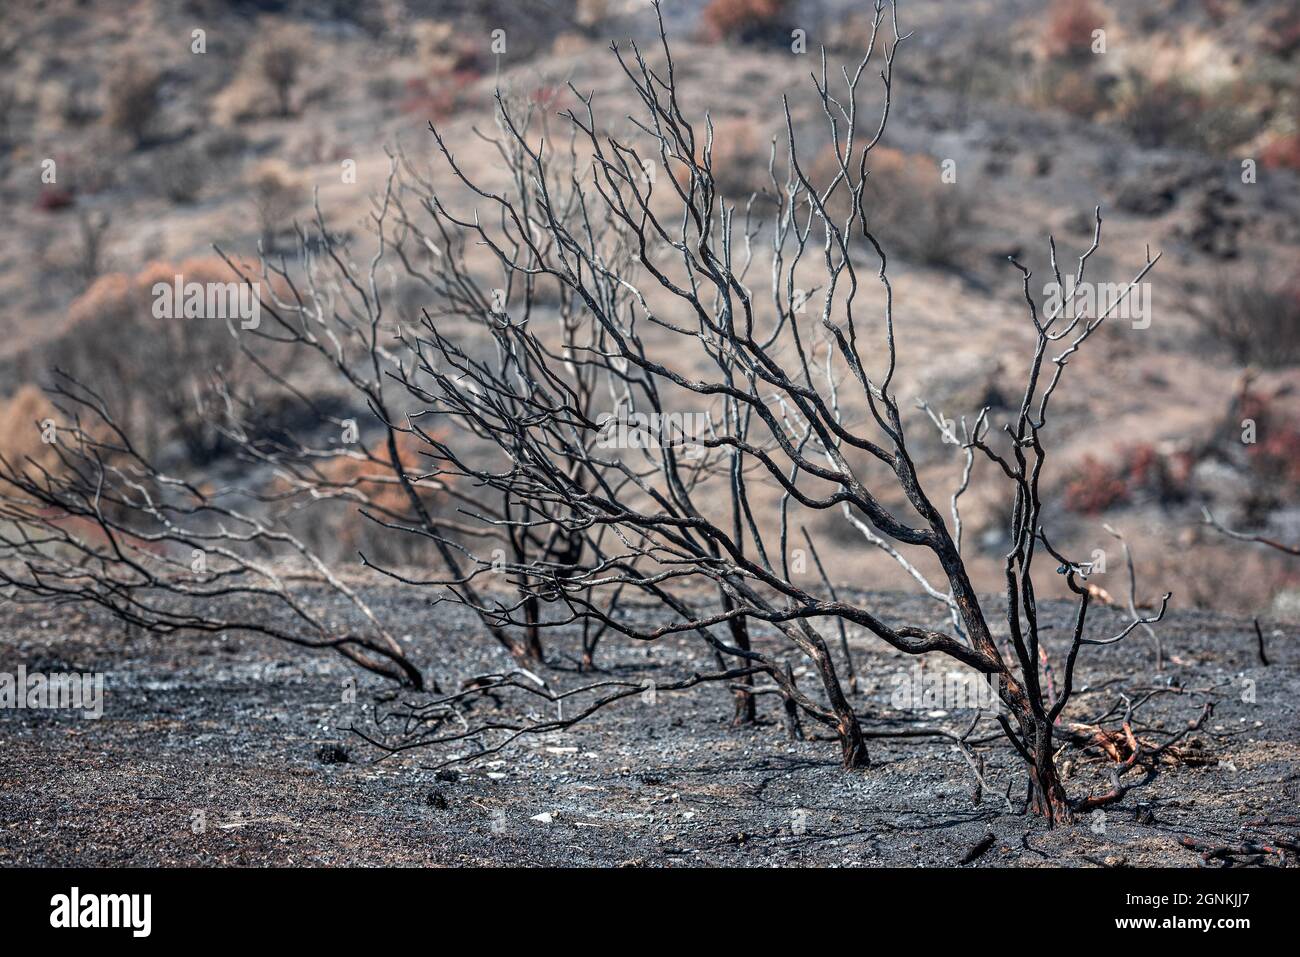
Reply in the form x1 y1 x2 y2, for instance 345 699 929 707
0 0 1297 863
0 1 1185 828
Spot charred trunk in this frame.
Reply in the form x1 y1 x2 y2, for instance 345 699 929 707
1027 720 1072 824
725 601 757 726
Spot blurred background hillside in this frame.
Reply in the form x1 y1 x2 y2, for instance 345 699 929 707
1 0 1298 619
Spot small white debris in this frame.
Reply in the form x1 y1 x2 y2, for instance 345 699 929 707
531 812 554 824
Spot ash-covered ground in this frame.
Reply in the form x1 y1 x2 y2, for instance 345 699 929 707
1 585 1296 867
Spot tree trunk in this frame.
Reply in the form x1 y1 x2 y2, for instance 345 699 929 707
520 594 545 663
838 713 870 769
782 662 804 741
1028 721 1072 824
725 601 756 725
807 643 868 768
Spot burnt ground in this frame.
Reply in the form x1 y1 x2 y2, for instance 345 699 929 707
1 584 1296 867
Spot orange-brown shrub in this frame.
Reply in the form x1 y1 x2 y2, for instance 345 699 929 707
284 429 453 562
52 255 269 459
666 115 771 202
806 144 972 267
0 385 63 478
701 0 790 44
0 385 134 553
312 430 446 519
65 256 261 331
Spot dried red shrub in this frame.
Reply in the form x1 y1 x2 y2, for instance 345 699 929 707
1043 0 1106 60
701 0 789 44
35 186 75 212
1064 454 1130 514
1260 132 1300 172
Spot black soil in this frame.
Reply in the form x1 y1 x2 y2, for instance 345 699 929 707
1 585 1296 867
